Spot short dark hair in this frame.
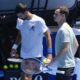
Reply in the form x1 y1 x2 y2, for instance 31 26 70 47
15 2 28 13
57 6 69 18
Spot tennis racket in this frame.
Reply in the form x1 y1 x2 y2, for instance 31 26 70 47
7 58 52 75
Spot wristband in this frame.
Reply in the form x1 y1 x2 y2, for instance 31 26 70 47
47 48 52 53
12 44 18 49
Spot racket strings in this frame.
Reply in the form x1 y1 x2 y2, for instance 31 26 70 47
21 59 41 75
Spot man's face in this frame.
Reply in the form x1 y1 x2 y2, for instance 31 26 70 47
53 9 63 23
17 12 26 19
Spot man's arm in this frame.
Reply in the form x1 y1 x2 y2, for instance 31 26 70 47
44 30 52 61
52 38 79 63
52 42 69 63
73 37 79 55
14 30 21 45
10 30 21 57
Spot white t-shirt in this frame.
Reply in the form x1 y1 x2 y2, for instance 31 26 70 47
55 22 75 68
16 14 48 58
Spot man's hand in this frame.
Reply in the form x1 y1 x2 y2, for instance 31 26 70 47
42 58 51 66
10 49 17 57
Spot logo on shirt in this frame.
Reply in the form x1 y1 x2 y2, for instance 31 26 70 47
30 26 35 31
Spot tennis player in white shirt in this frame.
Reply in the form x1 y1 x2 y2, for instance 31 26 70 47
10 2 52 80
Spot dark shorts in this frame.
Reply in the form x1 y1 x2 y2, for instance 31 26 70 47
56 67 74 80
